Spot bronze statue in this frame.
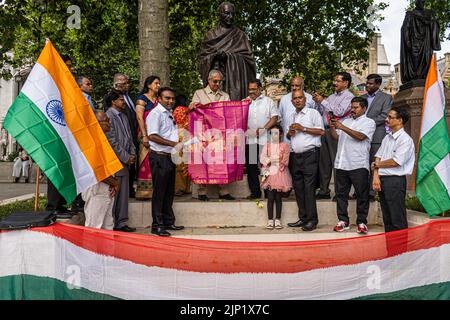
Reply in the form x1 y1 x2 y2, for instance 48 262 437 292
199 2 256 100
400 0 441 84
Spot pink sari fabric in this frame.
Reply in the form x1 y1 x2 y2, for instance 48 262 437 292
188 100 250 185
137 108 153 182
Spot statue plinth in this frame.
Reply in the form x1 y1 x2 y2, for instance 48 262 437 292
393 83 450 189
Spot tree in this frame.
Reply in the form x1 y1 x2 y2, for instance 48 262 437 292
407 0 450 40
0 0 139 101
138 0 170 87
168 0 389 96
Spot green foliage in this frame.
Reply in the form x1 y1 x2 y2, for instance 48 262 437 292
407 0 450 40
168 0 388 96
0 0 139 101
0 197 46 221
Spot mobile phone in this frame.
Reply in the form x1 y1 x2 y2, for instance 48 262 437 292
329 111 335 121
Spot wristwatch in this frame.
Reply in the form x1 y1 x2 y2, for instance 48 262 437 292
303 128 307 132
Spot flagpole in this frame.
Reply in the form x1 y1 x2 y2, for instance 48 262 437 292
34 166 41 212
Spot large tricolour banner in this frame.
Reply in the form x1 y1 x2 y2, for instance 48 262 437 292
2 221 450 300
188 101 250 184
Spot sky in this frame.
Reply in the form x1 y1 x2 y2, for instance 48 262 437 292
375 0 450 70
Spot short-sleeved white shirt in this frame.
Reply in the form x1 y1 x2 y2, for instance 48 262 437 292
146 103 179 154
375 128 415 176
335 115 376 171
290 107 324 153
247 95 279 145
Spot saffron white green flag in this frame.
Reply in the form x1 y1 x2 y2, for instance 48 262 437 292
415 55 450 216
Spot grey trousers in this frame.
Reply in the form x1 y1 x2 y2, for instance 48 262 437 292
112 167 129 229
318 129 338 196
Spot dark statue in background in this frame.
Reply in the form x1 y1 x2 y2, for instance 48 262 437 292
400 0 441 84
199 2 256 100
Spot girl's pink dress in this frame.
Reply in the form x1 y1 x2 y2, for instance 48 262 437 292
260 142 293 192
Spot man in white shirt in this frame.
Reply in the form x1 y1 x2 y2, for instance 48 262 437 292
147 87 185 237
246 79 279 199
190 70 234 201
286 90 325 232
330 97 376 234
313 72 354 199
372 106 415 232
279 76 314 147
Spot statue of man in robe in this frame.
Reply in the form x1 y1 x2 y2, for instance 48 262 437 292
400 0 441 83
199 2 257 101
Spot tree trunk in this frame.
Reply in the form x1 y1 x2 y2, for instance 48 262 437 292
138 0 170 87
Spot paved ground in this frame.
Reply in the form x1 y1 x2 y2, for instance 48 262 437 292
0 182 47 201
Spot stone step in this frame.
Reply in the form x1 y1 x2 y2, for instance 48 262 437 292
133 225 386 242
0 162 40 183
128 199 382 228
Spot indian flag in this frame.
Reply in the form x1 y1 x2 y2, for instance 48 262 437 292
3 41 122 203
415 55 450 216
1 222 450 300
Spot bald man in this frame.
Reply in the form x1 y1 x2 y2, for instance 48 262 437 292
279 76 315 149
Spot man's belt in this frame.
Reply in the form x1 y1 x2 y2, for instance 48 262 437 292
150 150 171 156
294 147 319 156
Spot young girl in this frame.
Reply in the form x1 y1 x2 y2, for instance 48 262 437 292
260 125 293 229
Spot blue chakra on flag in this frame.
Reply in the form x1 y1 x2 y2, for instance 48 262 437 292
46 100 66 126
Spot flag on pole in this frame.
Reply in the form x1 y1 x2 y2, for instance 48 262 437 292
3 40 123 203
415 55 450 216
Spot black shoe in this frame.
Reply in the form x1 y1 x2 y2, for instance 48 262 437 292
287 220 307 228
316 193 331 200
14 177 19 183
55 211 74 219
302 222 317 232
24 178 29 183
246 194 261 200
151 227 171 237
114 225 136 232
198 195 209 202
219 194 235 200
165 224 184 231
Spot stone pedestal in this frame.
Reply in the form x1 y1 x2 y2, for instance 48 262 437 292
392 81 450 189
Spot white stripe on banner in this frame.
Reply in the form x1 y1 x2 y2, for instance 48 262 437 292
1 230 450 300
436 156 450 197
421 81 445 138
21 63 97 194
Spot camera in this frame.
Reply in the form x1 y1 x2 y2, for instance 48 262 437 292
328 111 335 121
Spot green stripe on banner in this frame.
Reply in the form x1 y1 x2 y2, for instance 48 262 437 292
417 118 450 183
416 168 450 216
355 281 450 300
3 92 77 203
0 275 119 300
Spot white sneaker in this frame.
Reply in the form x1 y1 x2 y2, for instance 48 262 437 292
275 219 283 229
333 220 350 232
357 223 368 234
266 220 274 229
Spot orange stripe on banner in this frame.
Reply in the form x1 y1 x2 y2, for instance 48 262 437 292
37 41 122 182
24 221 450 274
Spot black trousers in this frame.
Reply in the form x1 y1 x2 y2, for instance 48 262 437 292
336 168 370 225
45 179 67 211
368 143 381 197
246 144 262 197
267 190 282 220
150 153 176 228
380 176 408 232
318 129 337 196
289 148 319 225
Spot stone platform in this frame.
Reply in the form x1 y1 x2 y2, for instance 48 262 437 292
128 196 382 229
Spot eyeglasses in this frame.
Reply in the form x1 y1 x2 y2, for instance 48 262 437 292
212 80 223 84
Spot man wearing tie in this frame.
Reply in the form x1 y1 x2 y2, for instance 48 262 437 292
361 74 393 201
105 73 138 198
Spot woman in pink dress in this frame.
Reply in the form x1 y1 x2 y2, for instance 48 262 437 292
260 125 293 229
